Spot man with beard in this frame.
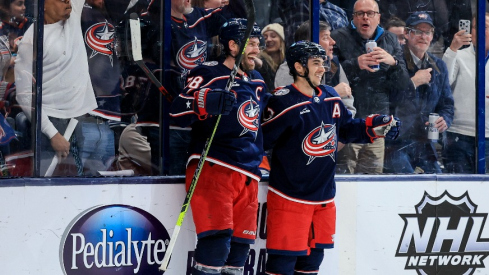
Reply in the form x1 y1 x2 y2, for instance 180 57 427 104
384 12 454 173
169 18 269 274
331 0 410 174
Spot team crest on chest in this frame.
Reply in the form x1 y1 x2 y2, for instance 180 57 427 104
237 97 260 136
177 37 207 72
85 21 115 65
302 122 337 165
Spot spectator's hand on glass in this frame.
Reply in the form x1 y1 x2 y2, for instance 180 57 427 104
449 30 472 52
51 132 70 159
369 47 396 66
358 53 378 72
425 116 448 133
334 82 352 98
411 68 432 88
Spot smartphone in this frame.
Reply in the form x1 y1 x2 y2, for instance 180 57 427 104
459 19 471 34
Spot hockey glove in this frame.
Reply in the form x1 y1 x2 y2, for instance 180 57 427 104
193 88 236 116
366 114 401 142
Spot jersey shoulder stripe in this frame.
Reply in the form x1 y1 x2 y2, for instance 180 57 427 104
262 100 310 126
188 8 223 29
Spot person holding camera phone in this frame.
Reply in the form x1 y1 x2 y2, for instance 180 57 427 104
384 11 454 174
441 13 489 173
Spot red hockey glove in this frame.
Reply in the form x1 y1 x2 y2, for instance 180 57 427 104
193 88 236 116
366 114 401 142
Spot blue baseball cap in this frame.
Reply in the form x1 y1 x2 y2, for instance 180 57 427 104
405 12 434 28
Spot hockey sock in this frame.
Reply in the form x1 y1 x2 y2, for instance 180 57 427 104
195 230 232 267
265 253 297 275
294 248 324 274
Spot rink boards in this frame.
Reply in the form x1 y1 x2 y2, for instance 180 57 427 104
1 175 489 275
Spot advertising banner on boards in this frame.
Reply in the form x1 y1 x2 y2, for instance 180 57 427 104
1 178 489 274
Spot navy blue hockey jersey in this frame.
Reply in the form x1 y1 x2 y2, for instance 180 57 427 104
121 62 161 126
170 61 269 181
81 1 127 121
262 84 372 203
168 2 245 97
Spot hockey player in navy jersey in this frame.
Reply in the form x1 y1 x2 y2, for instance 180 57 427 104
261 41 401 275
170 18 269 274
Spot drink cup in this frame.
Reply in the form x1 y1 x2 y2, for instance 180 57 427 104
365 40 379 71
428 113 439 141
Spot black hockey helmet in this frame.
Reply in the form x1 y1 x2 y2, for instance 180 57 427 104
286 41 327 76
219 18 261 55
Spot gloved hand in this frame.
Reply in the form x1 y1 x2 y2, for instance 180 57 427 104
366 114 401 141
193 88 236 116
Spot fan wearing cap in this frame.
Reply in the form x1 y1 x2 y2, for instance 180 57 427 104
384 11 454 174
255 23 286 91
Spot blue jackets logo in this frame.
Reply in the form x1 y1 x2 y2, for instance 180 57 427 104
302 122 336 165
396 191 489 274
60 205 170 274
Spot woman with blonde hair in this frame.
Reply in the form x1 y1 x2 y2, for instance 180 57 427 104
256 23 285 91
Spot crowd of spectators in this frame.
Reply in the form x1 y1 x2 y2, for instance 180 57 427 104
0 0 487 177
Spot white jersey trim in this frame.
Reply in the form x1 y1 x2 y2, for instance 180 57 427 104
187 154 261 182
268 186 335 205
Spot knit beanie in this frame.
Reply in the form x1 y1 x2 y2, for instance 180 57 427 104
261 23 285 42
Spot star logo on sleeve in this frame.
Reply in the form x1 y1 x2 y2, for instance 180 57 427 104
186 101 191 109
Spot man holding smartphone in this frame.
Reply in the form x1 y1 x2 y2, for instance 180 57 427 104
384 11 454 173
442 13 489 173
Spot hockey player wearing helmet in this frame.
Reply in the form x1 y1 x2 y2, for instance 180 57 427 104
170 18 270 274
261 41 401 274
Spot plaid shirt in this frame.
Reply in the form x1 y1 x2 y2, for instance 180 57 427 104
279 0 348 46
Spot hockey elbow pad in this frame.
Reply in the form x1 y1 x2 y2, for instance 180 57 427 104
193 88 237 116
366 114 401 142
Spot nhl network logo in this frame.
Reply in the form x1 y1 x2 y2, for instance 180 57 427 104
396 191 489 274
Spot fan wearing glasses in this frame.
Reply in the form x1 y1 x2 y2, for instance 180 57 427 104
384 11 454 174
331 0 410 174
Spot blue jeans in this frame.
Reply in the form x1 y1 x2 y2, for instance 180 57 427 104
442 132 489 173
74 120 115 176
384 140 441 174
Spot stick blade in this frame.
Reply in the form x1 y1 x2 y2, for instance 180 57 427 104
129 13 143 62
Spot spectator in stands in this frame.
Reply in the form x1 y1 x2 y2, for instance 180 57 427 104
331 0 410 174
15 0 98 176
118 19 162 176
384 11 454 173
274 20 355 118
255 23 286 91
385 16 406 45
153 0 245 175
0 0 32 85
378 0 472 57
77 0 137 175
442 13 489 173
278 0 348 47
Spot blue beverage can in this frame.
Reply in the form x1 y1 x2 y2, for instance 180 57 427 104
366 40 379 71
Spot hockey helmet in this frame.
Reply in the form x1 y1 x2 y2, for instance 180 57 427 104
286 41 327 75
219 18 261 54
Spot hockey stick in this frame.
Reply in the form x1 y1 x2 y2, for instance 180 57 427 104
159 1 256 271
129 13 173 102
